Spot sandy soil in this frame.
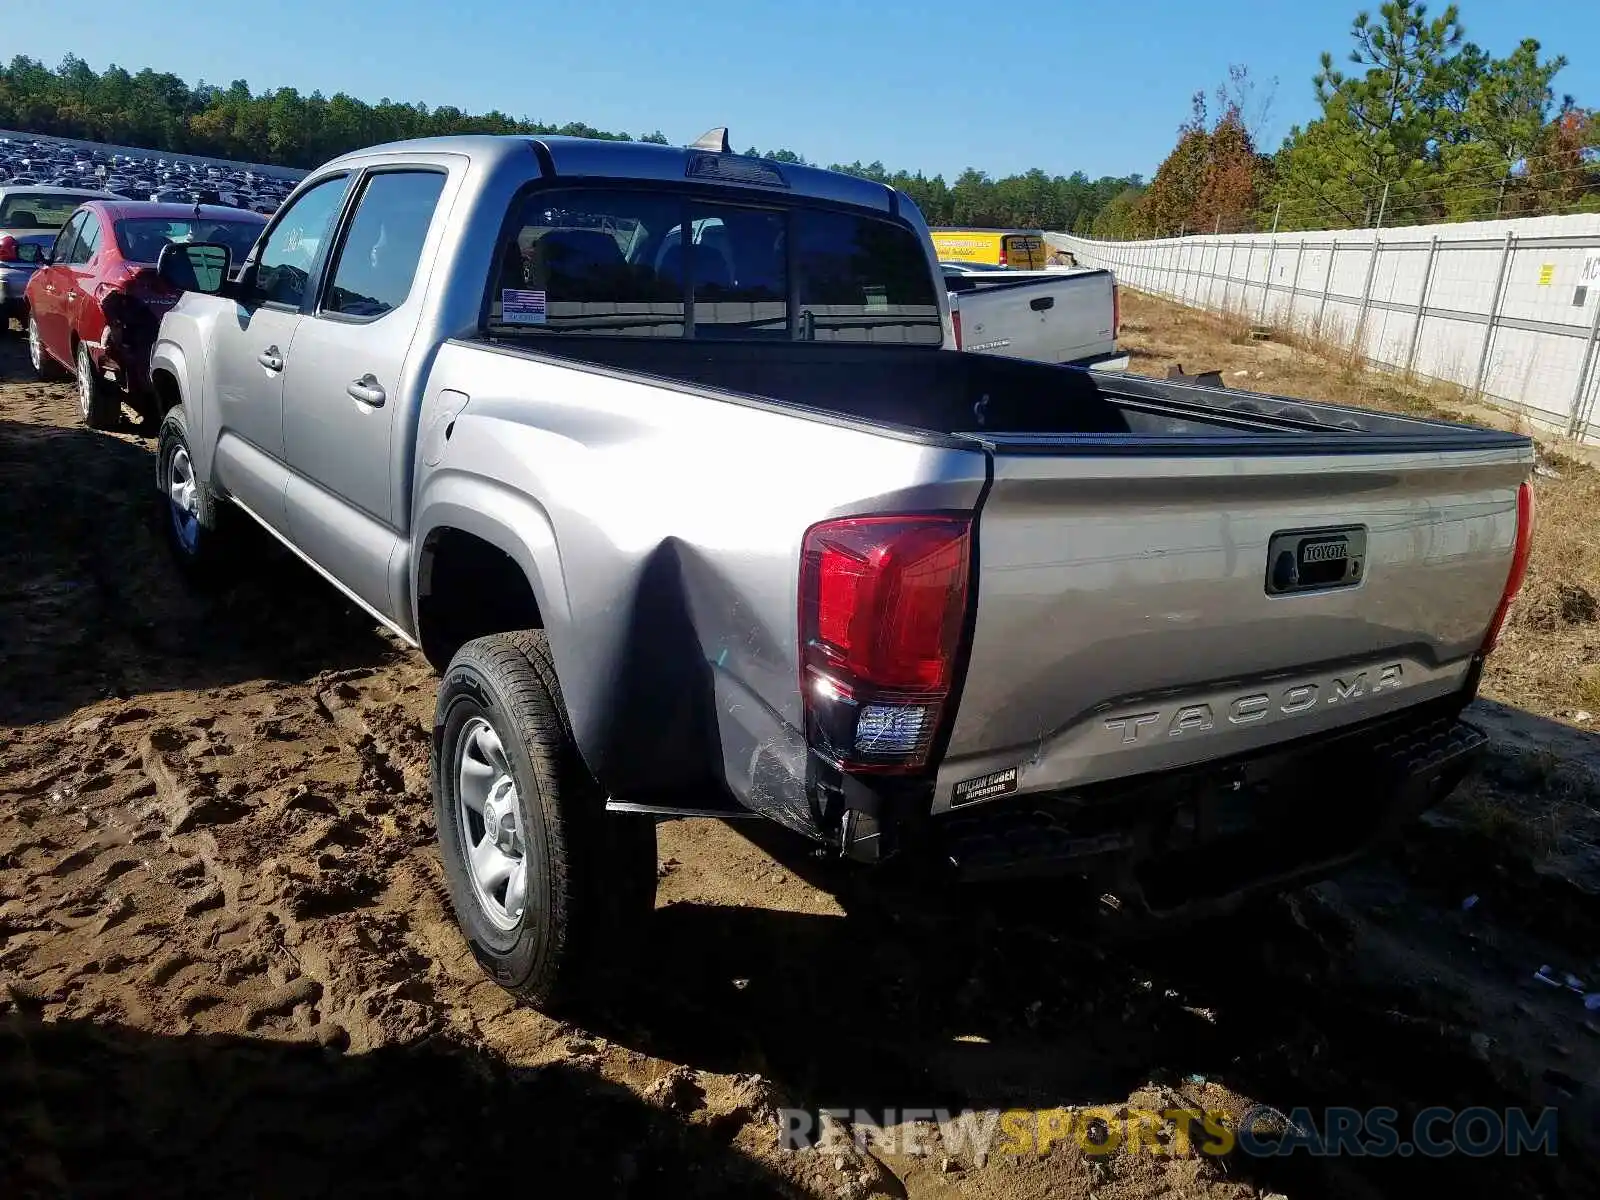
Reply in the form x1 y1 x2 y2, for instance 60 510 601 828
2 315 1598 1199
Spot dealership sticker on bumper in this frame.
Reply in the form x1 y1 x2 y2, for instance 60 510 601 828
953 766 1019 806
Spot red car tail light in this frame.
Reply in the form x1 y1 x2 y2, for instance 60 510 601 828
951 308 963 349
800 515 972 771
0 236 18 263
99 266 179 345
1482 480 1536 654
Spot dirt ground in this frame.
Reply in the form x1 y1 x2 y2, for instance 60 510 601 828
3 302 1599 1199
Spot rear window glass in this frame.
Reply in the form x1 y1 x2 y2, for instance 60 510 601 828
0 193 83 229
486 187 942 345
114 218 265 265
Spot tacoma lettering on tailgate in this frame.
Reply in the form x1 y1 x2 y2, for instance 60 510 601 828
1102 664 1405 745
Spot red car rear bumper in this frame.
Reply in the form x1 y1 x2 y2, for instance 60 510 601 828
97 295 163 400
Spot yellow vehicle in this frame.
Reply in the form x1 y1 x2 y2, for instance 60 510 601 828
930 228 1048 270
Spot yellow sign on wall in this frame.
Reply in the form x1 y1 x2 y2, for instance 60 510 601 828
1538 263 1555 286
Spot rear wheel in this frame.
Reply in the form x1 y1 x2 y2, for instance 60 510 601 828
76 342 121 430
27 314 62 381
433 631 657 1010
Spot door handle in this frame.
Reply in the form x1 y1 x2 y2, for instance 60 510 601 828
257 346 284 372
347 375 386 407
1030 295 1055 312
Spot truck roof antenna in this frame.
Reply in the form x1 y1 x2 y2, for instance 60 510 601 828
690 127 731 153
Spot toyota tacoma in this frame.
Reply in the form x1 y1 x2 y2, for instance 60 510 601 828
146 129 1536 1006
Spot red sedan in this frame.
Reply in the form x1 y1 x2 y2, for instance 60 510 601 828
25 201 266 427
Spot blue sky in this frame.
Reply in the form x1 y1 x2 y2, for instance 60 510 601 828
11 0 1597 181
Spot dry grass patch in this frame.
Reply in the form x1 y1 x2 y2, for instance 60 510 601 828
1490 463 1600 720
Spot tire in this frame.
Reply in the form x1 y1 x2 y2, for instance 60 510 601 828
26 313 63 380
76 341 121 430
433 630 657 1009
155 407 233 588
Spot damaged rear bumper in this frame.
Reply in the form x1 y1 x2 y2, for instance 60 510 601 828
96 294 163 401
898 697 1486 919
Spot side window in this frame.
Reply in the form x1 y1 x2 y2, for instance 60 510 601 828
250 175 350 308
69 217 102 265
322 171 447 319
51 212 86 264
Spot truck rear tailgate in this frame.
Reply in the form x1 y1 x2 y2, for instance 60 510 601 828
949 270 1115 365
934 442 1531 811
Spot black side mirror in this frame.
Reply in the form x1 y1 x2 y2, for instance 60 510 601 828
157 241 231 295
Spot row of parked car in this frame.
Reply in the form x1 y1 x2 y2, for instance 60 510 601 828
0 135 297 213
0 182 268 426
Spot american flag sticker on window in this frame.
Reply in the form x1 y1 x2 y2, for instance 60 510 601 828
502 289 547 324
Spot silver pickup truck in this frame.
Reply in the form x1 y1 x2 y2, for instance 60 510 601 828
147 131 1535 1007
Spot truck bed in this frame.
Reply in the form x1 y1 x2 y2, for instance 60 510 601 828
491 335 1518 452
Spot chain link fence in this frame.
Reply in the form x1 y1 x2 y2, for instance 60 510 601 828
1049 214 1600 443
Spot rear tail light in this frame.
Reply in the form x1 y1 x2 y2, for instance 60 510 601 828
1112 282 1121 336
0 236 17 262
998 244 1009 268
99 266 177 337
1482 480 1536 654
800 515 972 772
951 308 963 349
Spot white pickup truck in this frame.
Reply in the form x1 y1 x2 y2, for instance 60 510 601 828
943 262 1126 372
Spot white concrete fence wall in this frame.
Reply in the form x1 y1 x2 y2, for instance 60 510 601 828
1049 214 1600 442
